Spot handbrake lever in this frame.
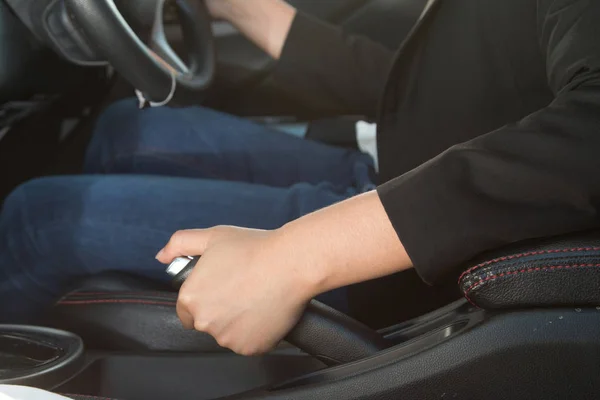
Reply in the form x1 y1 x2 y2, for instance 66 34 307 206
166 256 389 366
167 256 200 289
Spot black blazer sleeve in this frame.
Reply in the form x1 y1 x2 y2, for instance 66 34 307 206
272 12 394 119
377 0 600 284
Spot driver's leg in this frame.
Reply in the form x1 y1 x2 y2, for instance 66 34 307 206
0 175 355 323
85 99 374 192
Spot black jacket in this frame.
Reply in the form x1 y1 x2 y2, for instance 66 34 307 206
273 0 600 283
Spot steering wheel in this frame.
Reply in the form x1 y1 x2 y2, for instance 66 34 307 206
64 0 215 104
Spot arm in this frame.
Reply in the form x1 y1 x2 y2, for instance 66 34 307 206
156 191 412 355
377 0 600 283
207 0 394 118
207 0 296 59
158 0 600 356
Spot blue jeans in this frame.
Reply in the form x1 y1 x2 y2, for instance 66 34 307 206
0 99 375 323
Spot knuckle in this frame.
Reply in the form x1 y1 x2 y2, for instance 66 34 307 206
193 318 211 333
170 230 187 247
212 225 234 238
238 346 259 357
237 348 252 357
215 334 231 349
178 292 194 307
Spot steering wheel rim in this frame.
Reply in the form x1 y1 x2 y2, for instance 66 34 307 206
64 0 215 103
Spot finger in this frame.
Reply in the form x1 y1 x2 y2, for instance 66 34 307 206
176 299 195 330
156 229 212 263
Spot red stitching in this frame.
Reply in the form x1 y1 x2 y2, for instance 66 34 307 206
58 299 176 307
67 291 176 297
458 247 600 283
463 263 600 305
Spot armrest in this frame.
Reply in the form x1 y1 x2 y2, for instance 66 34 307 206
458 230 600 309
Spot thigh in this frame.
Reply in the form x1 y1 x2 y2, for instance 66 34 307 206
86 99 373 191
0 175 353 320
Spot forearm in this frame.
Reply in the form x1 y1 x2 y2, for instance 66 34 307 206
275 191 413 297
214 0 296 59
209 0 392 117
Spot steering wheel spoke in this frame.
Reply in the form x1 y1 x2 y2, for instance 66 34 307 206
150 0 190 76
64 0 214 103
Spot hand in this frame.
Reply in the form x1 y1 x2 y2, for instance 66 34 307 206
155 192 412 355
156 226 318 355
205 0 238 20
203 0 296 59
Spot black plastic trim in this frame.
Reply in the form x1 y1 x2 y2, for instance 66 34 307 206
42 0 108 66
271 300 480 391
217 307 600 400
171 262 389 366
0 325 85 390
63 0 214 102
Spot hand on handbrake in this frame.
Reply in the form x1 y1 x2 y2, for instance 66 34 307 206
156 226 317 355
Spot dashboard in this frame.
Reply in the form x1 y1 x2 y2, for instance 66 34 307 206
0 0 97 104
0 0 51 103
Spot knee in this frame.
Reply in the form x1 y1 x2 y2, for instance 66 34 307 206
85 99 216 173
94 98 141 138
87 98 187 173
0 179 91 310
2 182 28 229
1 177 95 268
85 99 144 173
1 180 50 252
2 178 72 231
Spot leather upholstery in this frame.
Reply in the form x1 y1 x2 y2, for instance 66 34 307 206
459 230 600 309
48 273 387 363
51 229 600 352
285 300 388 365
47 273 225 352
169 260 389 365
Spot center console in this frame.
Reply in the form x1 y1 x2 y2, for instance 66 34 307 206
0 325 84 390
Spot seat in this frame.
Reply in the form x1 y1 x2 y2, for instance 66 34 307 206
46 273 224 352
46 228 600 357
458 229 600 309
264 115 365 149
39 229 600 399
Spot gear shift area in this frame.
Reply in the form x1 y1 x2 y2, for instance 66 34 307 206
0 326 84 390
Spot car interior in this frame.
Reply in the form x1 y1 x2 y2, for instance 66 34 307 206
1 0 600 399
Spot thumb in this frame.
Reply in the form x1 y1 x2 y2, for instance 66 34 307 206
156 229 212 264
